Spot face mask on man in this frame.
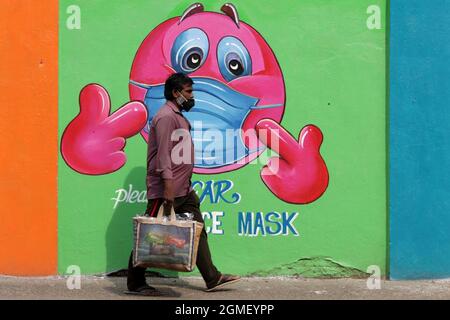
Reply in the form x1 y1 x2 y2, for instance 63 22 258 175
176 91 195 111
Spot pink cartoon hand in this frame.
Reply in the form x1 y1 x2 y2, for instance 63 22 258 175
255 119 329 204
61 84 147 175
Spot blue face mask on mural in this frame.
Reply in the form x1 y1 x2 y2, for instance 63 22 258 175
130 77 267 168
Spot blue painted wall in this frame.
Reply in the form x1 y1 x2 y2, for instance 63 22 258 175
390 0 450 279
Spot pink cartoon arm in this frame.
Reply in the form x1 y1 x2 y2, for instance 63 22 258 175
255 119 329 204
61 84 148 175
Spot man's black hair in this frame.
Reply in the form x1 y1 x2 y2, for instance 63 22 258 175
164 72 194 100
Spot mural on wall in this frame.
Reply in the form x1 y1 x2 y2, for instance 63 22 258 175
58 0 387 276
60 2 329 204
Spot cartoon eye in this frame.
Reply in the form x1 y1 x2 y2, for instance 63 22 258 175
217 36 252 81
226 53 244 76
171 28 209 73
183 48 202 70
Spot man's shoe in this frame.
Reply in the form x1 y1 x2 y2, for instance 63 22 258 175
124 284 166 296
205 274 241 292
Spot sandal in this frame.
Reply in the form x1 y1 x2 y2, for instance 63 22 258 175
124 285 165 296
205 274 241 292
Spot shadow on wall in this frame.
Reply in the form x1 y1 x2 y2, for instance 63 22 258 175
105 166 179 278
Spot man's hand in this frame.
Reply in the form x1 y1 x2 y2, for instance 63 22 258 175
163 179 175 215
163 179 175 202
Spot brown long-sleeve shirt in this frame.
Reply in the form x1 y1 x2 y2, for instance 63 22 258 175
146 101 194 199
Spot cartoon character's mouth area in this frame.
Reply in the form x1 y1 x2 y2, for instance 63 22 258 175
130 77 282 168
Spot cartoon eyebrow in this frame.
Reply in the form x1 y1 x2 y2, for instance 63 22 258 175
221 3 240 28
178 2 204 24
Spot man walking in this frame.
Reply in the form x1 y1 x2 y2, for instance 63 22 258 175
126 73 240 296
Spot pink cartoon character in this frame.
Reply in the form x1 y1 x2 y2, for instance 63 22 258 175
61 3 328 204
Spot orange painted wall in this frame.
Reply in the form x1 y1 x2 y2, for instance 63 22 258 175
0 0 58 275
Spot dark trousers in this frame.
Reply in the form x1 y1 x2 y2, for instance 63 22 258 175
127 190 221 290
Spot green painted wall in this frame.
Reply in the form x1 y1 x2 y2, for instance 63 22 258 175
58 0 387 277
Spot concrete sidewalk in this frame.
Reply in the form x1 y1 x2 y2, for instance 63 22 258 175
0 276 449 300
